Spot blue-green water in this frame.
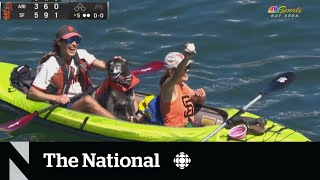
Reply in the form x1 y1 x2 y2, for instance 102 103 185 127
1 0 319 141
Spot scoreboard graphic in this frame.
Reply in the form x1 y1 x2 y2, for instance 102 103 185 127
1 0 109 20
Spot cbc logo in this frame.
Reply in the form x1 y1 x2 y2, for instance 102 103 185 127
173 152 191 169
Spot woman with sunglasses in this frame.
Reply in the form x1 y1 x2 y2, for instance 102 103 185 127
27 25 118 118
159 43 209 127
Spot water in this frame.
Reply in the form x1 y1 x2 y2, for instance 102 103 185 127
0 0 319 141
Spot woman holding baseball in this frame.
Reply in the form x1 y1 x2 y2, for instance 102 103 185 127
159 43 211 127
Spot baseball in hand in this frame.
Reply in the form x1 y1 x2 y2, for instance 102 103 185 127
186 43 196 53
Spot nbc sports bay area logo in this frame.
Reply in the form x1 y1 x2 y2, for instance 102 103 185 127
268 6 303 18
173 152 191 169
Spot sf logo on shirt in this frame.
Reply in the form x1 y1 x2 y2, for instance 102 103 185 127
182 95 194 121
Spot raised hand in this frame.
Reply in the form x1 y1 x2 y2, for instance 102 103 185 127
184 43 196 54
113 56 127 62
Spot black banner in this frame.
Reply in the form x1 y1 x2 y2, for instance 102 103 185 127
0 142 316 179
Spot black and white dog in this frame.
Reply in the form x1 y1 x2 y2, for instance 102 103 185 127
94 58 140 121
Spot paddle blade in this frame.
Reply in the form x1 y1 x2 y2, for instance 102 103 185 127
132 61 164 75
0 112 38 132
263 72 296 95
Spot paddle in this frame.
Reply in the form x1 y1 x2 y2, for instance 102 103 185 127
0 86 98 132
202 72 296 142
131 61 164 75
0 61 165 132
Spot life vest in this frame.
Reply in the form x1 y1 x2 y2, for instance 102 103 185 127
41 52 92 95
138 95 163 125
95 72 140 97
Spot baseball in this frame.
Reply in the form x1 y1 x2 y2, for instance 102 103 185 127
186 43 196 53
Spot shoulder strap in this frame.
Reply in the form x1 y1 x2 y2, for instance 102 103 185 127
76 52 92 91
39 51 56 64
55 56 73 95
74 52 80 66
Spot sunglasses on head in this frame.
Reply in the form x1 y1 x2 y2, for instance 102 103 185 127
64 36 81 44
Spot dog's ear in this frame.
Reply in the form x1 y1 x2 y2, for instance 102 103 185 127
106 59 114 73
121 60 131 76
115 57 128 67
123 59 129 65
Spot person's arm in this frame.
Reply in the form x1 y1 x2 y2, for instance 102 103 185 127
91 56 126 71
90 59 107 70
27 86 70 104
161 43 196 102
78 49 124 71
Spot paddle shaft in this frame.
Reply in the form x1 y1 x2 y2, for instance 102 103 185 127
36 86 98 114
201 93 264 142
243 94 262 110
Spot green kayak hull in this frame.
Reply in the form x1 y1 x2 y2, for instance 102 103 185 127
0 62 310 142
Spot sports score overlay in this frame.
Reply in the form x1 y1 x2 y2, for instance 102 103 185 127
1 0 109 20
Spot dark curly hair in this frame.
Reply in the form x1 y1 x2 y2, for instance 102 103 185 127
39 39 61 64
